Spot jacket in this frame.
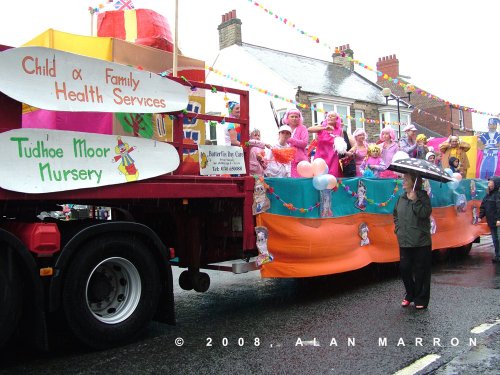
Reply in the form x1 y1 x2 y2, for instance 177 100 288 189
393 189 432 248
479 176 500 227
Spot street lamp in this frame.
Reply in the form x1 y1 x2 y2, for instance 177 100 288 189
381 85 414 138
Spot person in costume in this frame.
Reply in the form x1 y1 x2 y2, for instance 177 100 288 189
282 109 309 178
477 118 500 179
265 125 293 178
308 112 345 177
439 135 470 178
399 124 418 158
248 128 270 176
360 143 386 178
415 134 429 160
345 128 368 177
224 101 241 146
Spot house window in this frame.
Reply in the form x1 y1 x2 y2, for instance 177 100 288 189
354 110 364 130
459 109 464 130
380 111 410 139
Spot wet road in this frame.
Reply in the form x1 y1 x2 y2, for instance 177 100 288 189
1 239 499 374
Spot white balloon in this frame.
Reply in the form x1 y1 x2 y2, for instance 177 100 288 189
392 151 409 162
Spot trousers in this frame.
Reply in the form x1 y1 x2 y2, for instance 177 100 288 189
399 245 432 306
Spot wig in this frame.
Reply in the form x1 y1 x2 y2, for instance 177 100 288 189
324 111 342 127
379 126 396 142
353 128 367 138
282 108 304 126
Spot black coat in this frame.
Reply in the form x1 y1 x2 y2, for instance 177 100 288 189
479 176 500 227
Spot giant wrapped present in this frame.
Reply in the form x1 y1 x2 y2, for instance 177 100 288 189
97 9 174 52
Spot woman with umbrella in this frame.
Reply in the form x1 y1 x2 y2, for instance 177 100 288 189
393 172 432 309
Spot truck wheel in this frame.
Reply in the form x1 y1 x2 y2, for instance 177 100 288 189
192 272 210 293
179 270 193 291
460 243 473 256
62 235 160 349
0 255 22 348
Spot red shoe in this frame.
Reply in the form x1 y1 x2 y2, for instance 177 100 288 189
401 299 411 307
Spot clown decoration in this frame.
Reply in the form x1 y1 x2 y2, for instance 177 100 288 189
255 226 273 267
112 136 139 182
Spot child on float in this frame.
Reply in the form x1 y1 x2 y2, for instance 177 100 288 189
248 128 271 176
265 125 293 178
360 143 386 177
415 134 429 159
448 156 460 174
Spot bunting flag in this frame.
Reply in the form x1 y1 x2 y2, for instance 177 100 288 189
242 0 499 119
114 0 135 10
206 65 467 129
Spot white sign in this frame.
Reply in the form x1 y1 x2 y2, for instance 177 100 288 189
0 47 189 113
198 145 246 175
0 129 180 193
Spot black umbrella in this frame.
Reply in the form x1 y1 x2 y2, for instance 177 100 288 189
387 158 454 183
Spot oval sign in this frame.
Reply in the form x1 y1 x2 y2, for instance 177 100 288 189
0 46 189 113
0 129 180 193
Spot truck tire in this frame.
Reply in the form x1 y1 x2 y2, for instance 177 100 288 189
62 235 160 349
0 255 22 348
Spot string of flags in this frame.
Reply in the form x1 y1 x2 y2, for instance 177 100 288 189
88 0 134 15
206 65 463 128
242 0 499 119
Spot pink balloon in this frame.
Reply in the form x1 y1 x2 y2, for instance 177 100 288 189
297 160 313 178
325 174 338 189
312 158 328 176
452 173 462 181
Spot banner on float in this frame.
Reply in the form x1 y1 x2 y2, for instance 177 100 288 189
0 46 188 113
198 145 246 175
0 129 179 193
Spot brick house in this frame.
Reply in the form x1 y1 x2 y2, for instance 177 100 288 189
376 54 473 137
210 10 412 144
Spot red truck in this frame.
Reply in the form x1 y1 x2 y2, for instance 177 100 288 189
0 47 257 350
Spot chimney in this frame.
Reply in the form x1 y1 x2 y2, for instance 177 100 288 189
332 44 354 71
376 54 399 84
217 10 242 50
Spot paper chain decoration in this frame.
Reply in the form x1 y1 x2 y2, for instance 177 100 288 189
255 176 320 213
337 179 401 207
255 176 401 213
243 0 498 118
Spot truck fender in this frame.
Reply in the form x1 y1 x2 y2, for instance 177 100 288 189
48 221 175 324
0 228 49 351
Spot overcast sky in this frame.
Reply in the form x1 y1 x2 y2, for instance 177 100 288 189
0 0 498 131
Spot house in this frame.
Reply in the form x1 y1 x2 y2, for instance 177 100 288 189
376 54 473 137
208 10 413 144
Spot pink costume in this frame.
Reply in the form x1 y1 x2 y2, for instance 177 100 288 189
353 146 368 176
360 156 386 177
248 139 267 176
315 121 343 177
283 109 309 178
381 142 399 168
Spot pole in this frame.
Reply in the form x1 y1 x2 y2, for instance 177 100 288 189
90 12 94 37
172 0 179 77
397 97 401 138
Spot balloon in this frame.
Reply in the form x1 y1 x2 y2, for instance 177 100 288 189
448 179 460 190
297 161 313 178
312 158 328 176
312 174 329 190
392 151 409 162
452 173 463 181
325 174 338 189
444 168 453 177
